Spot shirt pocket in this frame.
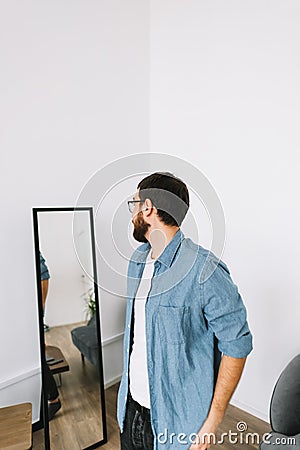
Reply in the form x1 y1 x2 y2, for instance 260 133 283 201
157 305 190 345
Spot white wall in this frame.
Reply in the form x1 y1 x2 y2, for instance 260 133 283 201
39 211 93 327
150 1 300 421
0 0 149 419
1 0 299 428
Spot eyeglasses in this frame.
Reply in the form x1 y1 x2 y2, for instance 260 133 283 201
127 200 144 213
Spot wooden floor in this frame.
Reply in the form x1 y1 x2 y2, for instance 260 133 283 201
32 322 105 449
33 324 270 449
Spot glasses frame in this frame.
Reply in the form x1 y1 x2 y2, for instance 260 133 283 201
127 200 145 213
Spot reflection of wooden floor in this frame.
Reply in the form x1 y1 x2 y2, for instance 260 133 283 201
32 322 106 449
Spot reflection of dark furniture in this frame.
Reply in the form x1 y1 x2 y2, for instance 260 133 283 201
259 354 300 449
71 315 100 367
46 345 70 386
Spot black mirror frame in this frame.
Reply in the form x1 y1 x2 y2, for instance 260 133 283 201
32 207 107 450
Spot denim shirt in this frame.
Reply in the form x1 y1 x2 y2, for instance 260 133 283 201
117 229 253 449
40 252 50 280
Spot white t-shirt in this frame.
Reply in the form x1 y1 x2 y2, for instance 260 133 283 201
129 252 155 408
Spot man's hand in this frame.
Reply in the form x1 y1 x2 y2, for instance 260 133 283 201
189 414 222 449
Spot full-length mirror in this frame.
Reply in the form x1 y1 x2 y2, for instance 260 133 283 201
32 207 107 449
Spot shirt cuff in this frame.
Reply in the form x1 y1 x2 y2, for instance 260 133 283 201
218 332 253 358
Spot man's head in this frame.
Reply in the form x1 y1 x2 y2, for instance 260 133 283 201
129 172 189 243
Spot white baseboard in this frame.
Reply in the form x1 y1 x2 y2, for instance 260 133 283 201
0 366 40 392
104 374 122 389
0 332 124 392
102 331 124 347
0 367 41 421
230 398 269 424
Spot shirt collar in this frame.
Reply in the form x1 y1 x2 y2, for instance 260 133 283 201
156 228 184 268
131 229 185 267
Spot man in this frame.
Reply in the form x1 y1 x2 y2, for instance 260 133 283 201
40 253 62 420
117 172 253 450
40 252 50 331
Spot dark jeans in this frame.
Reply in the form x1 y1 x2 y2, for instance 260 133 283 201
32 363 59 432
44 362 59 401
120 390 154 450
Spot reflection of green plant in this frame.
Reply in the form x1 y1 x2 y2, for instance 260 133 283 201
81 288 96 320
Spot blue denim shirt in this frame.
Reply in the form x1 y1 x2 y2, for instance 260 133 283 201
40 252 50 281
117 229 253 449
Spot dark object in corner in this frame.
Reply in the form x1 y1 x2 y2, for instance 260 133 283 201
259 354 300 449
71 315 100 367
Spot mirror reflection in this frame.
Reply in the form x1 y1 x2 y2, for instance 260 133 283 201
33 208 106 449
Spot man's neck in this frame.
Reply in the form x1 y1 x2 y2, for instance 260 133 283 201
147 226 179 260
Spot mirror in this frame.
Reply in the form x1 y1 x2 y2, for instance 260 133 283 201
32 207 107 449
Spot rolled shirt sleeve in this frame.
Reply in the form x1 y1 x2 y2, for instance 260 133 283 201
40 252 50 281
200 259 253 358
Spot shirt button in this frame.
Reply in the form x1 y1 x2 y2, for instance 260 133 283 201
127 349 129 353
126 372 128 376
128 324 130 328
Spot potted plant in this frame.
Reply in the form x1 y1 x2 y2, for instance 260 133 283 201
81 288 96 322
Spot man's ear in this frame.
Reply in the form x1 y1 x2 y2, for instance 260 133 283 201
143 198 155 217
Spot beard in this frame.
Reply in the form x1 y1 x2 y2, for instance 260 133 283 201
132 211 150 243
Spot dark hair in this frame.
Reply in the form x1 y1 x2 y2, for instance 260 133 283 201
137 172 189 226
